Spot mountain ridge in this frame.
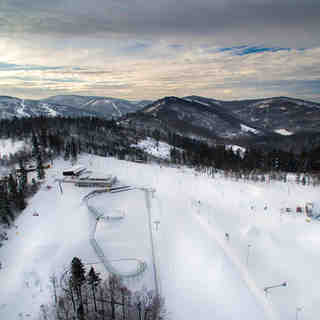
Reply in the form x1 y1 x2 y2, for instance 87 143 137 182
0 95 151 120
1 94 320 150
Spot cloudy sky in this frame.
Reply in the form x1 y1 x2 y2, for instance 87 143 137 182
0 0 319 102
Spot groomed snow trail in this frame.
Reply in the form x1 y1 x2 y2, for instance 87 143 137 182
83 188 147 279
111 102 122 117
195 213 279 320
144 189 160 296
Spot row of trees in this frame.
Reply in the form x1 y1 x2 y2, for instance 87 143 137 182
0 117 147 232
0 169 32 227
165 131 320 173
43 257 164 320
2 116 320 175
0 129 50 227
0 117 319 228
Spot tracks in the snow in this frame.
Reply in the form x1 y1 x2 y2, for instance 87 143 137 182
83 186 147 279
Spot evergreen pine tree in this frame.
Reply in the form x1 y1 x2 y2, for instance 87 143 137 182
64 142 71 161
87 266 101 312
32 131 45 180
18 159 28 189
70 257 86 318
70 138 78 165
37 154 45 180
31 131 40 158
0 180 14 226
7 174 18 202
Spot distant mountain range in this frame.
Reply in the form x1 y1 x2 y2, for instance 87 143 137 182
1 94 320 149
0 95 151 120
185 95 320 135
121 95 320 148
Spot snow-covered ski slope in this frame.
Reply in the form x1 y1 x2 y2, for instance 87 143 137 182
0 155 320 320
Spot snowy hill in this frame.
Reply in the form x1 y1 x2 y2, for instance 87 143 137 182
42 95 150 118
186 96 320 135
0 154 319 319
1 94 320 153
0 95 149 120
124 95 320 150
124 96 269 143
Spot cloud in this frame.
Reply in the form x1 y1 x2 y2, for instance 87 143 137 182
1 44 319 102
0 1 319 101
0 0 319 47
0 62 65 72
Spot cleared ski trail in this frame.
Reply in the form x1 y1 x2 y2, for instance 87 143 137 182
195 213 279 320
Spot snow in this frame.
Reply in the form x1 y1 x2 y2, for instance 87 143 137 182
88 189 153 282
144 101 165 113
274 129 293 136
41 103 58 117
111 101 122 117
226 144 246 157
258 103 270 109
0 155 320 320
250 99 274 108
0 139 26 158
84 98 97 106
194 99 210 106
284 98 320 109
131 137 172 160
62 164 86 173
16 99 30 118
241 124 260 134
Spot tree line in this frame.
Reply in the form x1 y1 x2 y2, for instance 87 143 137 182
0 116 319 230
41 257 165 320
148 129 320 174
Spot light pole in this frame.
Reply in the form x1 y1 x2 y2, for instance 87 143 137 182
246 244 252 267
154 220 160 231
263 281 287 296
296 307 303 320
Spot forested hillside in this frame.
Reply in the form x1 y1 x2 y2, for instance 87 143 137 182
0 116 319 231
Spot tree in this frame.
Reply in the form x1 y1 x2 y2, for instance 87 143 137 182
36 153 45 180
64 141 71 161
7 174 18 202
18 159 28 190
32 131 45 180
70 257 86 319
87 266 101 313
0 180 14 226
70 138 78 165
108 274 123 320
31 131 40 158
47 256 166 320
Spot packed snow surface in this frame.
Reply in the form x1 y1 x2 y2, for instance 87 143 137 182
274 129 293 136
131 137 172 160
0 155 320 320
240 124 260 134
0 139 26 158
226 144 246 157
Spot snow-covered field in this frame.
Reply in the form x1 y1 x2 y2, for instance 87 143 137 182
131 137 172 160
0 139 26 158
0 154 320 320
274 129 293 136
